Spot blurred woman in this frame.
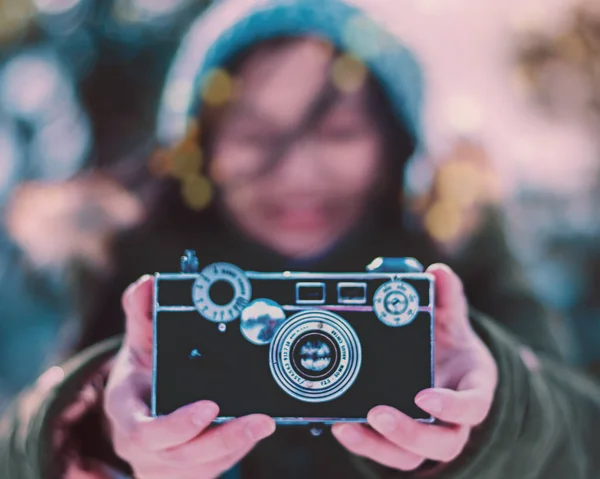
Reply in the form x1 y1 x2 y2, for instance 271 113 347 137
2 0 600 478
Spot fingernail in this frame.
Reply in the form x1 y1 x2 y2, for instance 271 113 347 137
335 425 362 445
416 395 443 414
246 418 275 441
192 402 218 426
372 413 397 433
137 274 153 284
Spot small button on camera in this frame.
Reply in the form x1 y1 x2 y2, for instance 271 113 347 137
366 257 424 273
181 249 199 273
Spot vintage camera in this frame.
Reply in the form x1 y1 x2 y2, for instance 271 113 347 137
152 251 435 425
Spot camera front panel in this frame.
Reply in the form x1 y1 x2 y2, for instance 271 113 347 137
153 268 433 423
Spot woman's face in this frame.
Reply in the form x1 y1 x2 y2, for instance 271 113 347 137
209 39 384 259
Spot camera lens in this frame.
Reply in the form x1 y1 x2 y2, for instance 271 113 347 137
291 331 339 380
269 310 361 403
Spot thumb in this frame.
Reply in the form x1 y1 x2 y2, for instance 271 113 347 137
122 275 155 353
426 264 470 330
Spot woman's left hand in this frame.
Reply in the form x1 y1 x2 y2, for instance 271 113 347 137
332 264 498 471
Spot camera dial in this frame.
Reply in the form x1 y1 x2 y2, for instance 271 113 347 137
373 280 420 327
192 262 252 323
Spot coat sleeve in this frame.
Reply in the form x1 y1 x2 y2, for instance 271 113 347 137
350 209 600 478
0 337 124 479
450 207 569 359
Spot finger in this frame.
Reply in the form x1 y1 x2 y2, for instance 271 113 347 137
159 415 276 465
331 423 424 471
107 377 220 451
122 275 154 351
415 387 493 426
367 406 470 462
426 264 468 322
200 441 256 477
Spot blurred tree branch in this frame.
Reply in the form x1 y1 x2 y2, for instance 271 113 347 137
516 1 600 129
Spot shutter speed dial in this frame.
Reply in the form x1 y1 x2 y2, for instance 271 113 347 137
192 262 252 323
373 280 420 327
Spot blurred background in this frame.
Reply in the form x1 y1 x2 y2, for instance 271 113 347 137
0 0 599 411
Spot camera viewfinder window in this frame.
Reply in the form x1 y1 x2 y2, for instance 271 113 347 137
296 283 326 304
337 283 367 304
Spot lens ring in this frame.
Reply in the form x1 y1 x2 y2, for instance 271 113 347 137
269 310 361 403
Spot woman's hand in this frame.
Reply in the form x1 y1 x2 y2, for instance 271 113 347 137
332 264 498 471
104 276 276 479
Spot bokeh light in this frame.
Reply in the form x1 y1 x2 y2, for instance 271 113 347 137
201 68 235 106
34 0 81 15
0 52 66 121
0 0 36 45
424 201 463 243
181 174 212 210
331 54 367 93
0 121 22 202
444 95 484 134
5 177 145 269
30 112 92 181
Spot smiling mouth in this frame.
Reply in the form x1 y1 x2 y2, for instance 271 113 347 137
262 202 330 230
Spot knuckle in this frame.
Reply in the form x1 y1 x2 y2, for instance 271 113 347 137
156 447 177 464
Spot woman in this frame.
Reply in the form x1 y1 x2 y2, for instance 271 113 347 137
2 0 600 478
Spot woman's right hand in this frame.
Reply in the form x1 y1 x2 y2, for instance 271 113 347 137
104 275 276 479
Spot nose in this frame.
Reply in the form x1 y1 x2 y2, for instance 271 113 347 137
270 139 322 188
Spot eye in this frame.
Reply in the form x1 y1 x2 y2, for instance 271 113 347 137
316 120 365 141
232 127 278 148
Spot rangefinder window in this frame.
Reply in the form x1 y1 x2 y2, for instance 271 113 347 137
296 282 326 304
337 283 367 304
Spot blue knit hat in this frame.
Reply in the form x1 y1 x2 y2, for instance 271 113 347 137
156 0 425 154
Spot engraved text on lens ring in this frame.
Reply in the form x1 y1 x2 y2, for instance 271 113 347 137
191 263 252 322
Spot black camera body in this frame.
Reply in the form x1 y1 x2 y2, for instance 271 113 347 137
152 251 435 424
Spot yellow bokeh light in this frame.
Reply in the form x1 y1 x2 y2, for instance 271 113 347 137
181 174 213 210
0 0 36 44
170 146 203 180
557 32 588 65
201 69 234 106
436 161 484 207
425 201 463 243
148 150 173 177
331 54 368 93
